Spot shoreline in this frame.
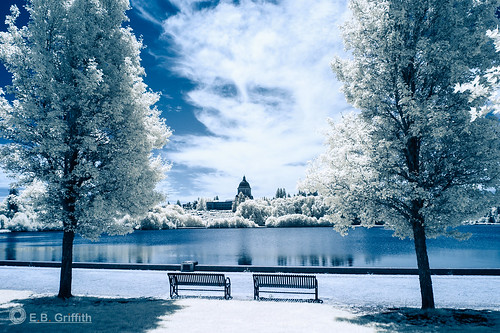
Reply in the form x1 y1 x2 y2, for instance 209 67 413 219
1 260 500 276
1 222 499 233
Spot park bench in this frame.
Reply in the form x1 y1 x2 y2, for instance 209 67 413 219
167 272 232 299
253 274 322 303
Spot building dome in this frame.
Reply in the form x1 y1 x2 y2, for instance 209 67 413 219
238 176 251 188
236 176 253 199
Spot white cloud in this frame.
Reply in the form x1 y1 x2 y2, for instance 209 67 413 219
0 0 353 204
130 0 164 28
156 0 352 201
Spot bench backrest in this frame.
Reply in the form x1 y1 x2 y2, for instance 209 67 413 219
253 274 317 289
168 273 226 286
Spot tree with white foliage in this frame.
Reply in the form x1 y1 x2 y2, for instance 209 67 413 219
232 192 246 212
236 199 271 226
0 0 170 299
302 0 500 309
196 197 208 211
0 180 50 231
5 186 19 219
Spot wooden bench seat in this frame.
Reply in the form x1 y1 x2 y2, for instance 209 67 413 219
168 272 232 299
253 274 322 303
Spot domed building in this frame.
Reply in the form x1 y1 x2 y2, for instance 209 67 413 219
206 176 254 211
237 176 253 199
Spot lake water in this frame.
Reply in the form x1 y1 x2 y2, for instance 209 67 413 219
0 225 499 268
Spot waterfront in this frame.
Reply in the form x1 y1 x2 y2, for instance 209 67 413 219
0 225 498 268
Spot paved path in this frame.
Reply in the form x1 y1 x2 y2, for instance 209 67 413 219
148 299 375 333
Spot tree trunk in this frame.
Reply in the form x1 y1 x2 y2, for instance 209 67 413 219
405 134 434 309
58 229 75 299
412 221 435 309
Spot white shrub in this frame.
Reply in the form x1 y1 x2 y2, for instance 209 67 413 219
236 199 271 225
0 214 9 229
178 214 205 228
5 212 41 231
299 196 329 219
265 214 332 227
195 197 209 211
270 198 297 217
140 211 174 230
139 204 191 229
207 216 258 228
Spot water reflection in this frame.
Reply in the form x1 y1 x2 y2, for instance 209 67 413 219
237 228 252 265
238 253 252 265
0 226 499 268
276 255 354 267
5 233 16 260
72 244 154 264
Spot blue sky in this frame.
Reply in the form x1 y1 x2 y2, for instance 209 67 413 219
0 0 353 203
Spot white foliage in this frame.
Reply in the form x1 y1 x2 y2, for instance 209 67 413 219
235 199 271 225
236 196 330 226
0 0 171 240
4 212 41 232
0 214 8 229
136 204 204 229
206 216 257 228
265 214 332 228
303 0 500 239
300 113 377 234
455 28 500 120
195 197 209 211
0 180 61 231
177 214 205 228
139 206 177 230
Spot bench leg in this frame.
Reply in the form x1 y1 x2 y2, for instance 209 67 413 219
225 277 232 299
169 283 179 298
253 277 259 300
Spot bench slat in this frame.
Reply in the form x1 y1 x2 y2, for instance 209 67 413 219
168 273 231 299
253 274 322 303
173 273 225 286
255 274 316 288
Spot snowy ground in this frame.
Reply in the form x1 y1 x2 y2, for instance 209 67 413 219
0 267 499 332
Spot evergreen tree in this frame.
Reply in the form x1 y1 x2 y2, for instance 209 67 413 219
275 188 287 199
0 0 170 298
